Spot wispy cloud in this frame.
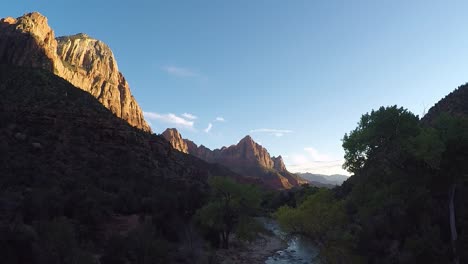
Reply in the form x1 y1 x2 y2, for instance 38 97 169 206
182 113 197 120
215 117 225 122
204 123 213 133
143 112 194 129
284 147 349 175
250 128 293 137
162 66 198 77
304 147 332 161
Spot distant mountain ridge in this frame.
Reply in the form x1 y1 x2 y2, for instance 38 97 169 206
0 12 150 131
297 172 349 186
162 128 308 189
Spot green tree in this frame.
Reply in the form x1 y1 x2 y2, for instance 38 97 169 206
432 114 468 264
276 189 345 240
275 189 358 263
195 177 262 249
342 106 420 174
340 106 468 263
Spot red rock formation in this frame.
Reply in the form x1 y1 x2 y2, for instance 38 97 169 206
0 12 150 132
225 135 275 169
0 13 59 72
161 128 188 153
272 155 287 173
162 128 307 189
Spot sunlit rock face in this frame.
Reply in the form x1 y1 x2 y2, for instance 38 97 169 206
272 155 287 173
0 12 150 132
161 128 189 153
0 13 59 72
162 128 309 189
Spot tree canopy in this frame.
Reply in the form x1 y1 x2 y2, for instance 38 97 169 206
195 177 262 249
276 105 468 263
342 106 420 174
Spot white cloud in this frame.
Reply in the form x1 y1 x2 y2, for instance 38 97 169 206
304 147 332 161
287 160 349 175
284 147 350 175
162 66 198 77
249 128 293 137
182 113 197 120
143 112 194 129
215 117 225 122
204 123 213 133
290 154 310 165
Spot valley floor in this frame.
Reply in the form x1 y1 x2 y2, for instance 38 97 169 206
215 233 286 264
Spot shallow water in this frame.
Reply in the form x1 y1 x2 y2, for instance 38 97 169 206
260 218 321 264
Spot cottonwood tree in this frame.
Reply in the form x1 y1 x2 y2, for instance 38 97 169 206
195 177 262 249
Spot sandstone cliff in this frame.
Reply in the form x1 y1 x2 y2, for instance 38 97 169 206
272 155 287 173
161 128 188 153
0 12 150 131
162 128 308 189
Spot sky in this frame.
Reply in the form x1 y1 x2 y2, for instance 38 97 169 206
3 0 468 175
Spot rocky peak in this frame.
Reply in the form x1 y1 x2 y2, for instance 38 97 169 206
238 135 254 144
0 12 59 72
186 134 276 171
272 155 287 172
7 12 53 43
0 12 150 132
160 129 306 189
161 128 188 153
234 135 274 168
1 17 16 25
56 34 116 77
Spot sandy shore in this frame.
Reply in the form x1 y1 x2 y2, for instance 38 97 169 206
214 233 287 264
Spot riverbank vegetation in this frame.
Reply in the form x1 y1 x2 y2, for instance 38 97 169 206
275 106 468 263
195 176 264 249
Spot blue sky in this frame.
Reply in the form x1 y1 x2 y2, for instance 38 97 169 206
3 0 468 175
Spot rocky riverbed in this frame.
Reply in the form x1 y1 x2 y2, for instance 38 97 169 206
214 231 286 264
262 218 321 264
214 218 320 264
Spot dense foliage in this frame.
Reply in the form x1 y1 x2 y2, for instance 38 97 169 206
275 106 468 263
195 177 263 249
2 66 468 263
0 67 236 264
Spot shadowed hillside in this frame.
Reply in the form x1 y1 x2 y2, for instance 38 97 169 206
422 83 468 124
0 65 239 263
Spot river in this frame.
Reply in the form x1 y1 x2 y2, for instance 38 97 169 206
260 218 321 264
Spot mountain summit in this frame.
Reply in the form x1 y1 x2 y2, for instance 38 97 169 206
161 128 189 154
0 12 150 131
162 128 307 189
